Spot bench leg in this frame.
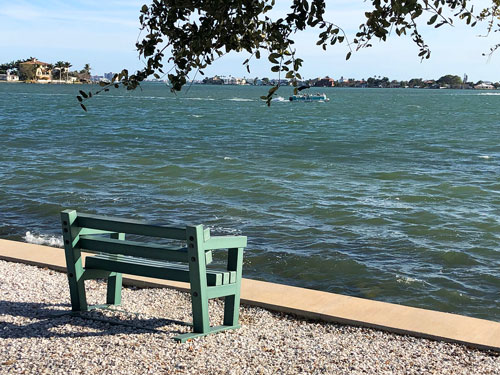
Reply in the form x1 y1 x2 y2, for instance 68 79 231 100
223 294 241 327
191 293 210 333
67 274 88 311
106 273 123 305
224 247 243 326
62 210 88 311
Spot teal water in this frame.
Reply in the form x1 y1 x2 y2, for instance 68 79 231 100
1 83 499 321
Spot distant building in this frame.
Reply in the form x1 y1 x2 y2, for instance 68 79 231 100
474 82 495 90
314 77 335 87
354 80 367 88
19 58 52 81
0 71 19 81
77 72 91 83
269 79 289 86
222 76 237 85
104 72 115 81
203 76 223 85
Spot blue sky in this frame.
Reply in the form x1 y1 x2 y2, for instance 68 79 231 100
0 0 498 82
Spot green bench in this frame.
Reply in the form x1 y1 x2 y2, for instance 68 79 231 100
60 209 247 342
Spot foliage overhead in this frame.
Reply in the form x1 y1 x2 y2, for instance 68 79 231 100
78 0 500 110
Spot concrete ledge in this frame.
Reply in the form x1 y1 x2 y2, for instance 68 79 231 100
1 239 499 352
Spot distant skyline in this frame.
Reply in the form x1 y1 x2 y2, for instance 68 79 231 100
0 1 498 83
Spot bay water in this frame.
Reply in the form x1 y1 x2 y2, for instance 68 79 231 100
1 83 499 321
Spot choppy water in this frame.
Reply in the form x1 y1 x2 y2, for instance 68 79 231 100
1 83 499 321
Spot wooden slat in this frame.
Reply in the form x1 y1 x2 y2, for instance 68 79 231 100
206 284 238 299
76 213 186 240
78 236 188 262
85 255 227 286
203 236 247 250
82 269 115 280
77 228 117 236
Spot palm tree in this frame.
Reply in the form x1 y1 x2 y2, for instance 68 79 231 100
55 61 65 81
46 64 54 80
64 61 72 82
83 63 91 75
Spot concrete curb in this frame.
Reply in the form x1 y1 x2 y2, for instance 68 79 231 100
1 239 499 352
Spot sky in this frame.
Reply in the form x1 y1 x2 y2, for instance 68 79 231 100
0 0 498 82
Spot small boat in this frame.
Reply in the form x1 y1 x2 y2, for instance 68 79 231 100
289 93 329 102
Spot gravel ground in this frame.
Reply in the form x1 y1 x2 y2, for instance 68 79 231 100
0 259 499 374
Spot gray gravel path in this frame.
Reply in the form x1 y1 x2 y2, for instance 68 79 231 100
0 259 498 374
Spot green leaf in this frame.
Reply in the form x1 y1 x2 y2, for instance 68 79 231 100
346 52 352 60
428 14 438 25
99 82 107 87
271 65 280 72
141 4 148 13
76 96 83 102
80 103 87 112
268 53 280 64
79 90 88 98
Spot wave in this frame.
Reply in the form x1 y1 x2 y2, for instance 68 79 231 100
396 275 428 285
207 226 242 235
226 98 255 102
24 231 63 248
271 96 288 102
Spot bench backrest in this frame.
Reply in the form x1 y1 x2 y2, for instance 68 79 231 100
61 209 247 264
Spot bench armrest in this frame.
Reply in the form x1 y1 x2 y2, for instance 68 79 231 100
203 236 247 250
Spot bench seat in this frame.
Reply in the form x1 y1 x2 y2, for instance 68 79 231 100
85 254 236 286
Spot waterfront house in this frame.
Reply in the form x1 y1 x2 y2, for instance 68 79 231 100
203 76 223 85
474 82 495 90
19 59 52 81
314 77 335 87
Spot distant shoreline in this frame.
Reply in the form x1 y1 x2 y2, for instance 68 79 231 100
1 81 498 90
0 80 86 85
